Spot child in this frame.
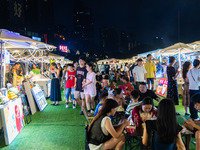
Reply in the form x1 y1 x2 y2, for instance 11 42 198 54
101 74 110 92
83 63 96 114
119 77 134 100
110 79 117 90
125 90 141 118
93 92 108 117
65 64 76 109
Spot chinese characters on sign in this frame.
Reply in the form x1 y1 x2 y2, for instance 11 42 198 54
59 45 70 53
14 1 22 18
155 78 168 97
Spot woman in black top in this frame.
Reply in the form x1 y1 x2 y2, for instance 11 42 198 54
167 56 180 105
88 99 129 150
49 63 62 105
143 99 185 150
57 63 63 82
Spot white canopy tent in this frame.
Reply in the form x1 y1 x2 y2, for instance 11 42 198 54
152 42 197 69
0 29 56 88
138 49 161 57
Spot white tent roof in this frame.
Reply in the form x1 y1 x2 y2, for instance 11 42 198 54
157 42 195 56
138 49 161 57
0 29 56 50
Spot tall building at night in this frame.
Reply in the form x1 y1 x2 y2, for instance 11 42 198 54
0 0 25 32
0 0 54 42
25 0 54 36
100 27 119 54
73 0 94 51
120 31 128 53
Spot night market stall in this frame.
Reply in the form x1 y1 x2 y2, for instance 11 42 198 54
139 42 198 97
0 29 56 145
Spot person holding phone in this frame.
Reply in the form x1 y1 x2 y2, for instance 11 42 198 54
88 99 130 150
143 99 185 150
49 63 61 105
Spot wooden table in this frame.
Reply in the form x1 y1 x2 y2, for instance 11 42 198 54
124 127 143 150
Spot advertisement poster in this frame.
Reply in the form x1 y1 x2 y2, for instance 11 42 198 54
31 85 47 111
2 98 25 145
155 78 168 97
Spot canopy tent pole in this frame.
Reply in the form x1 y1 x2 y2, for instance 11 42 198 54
0 40 5 88
25 60 28 76
159 50 162 63
178 48 181 71
41 50 44 76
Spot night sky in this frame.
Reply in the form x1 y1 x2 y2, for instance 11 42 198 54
55 0 200 47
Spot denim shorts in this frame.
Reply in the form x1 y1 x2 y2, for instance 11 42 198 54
147 78 154 84
65 88 75 100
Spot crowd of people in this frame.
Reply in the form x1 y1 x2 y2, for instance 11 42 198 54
48 54 200 150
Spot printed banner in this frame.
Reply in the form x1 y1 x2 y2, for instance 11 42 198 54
31 85 47 111
2 98 25 145
155 78 168 97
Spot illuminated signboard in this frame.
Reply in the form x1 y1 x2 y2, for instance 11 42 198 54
155 78 168 97
32 36 41 42
59 45 69 53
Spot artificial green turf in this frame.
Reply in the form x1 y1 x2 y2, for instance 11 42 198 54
0 91 86 150
0 91 198 150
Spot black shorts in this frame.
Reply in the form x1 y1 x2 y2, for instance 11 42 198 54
147 78 154 84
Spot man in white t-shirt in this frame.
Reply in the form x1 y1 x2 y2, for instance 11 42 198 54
133 58 147 90
187 59 200 120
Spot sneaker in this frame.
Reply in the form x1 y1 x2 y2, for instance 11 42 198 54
66 104 69 108
194 118 200 121
185 113 190 116
73 105 76 109
80 111 84 115
87 113 93 117
69 99 72 102
90 110 94 114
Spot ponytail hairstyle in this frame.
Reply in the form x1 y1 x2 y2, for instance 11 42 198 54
88 99 118 131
